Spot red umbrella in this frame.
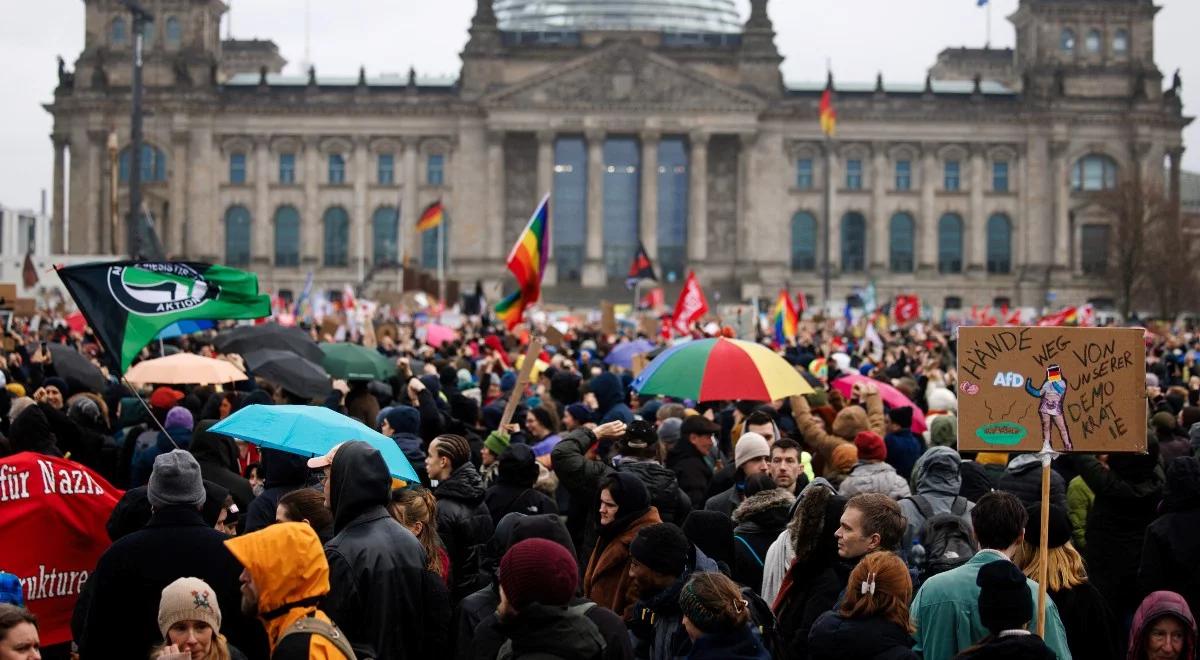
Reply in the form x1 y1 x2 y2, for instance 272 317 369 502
831 373 928 434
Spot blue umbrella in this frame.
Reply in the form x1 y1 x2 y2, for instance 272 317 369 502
604 338 656 369
210 404 420 483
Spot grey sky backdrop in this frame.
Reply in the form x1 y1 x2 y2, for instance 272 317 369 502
1 0 1196 212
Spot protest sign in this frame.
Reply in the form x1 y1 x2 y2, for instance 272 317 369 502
957 327 1146 453
0 452 122 645
600 301 616 336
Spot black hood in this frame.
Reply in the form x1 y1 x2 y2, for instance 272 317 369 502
200 479 230 527
106 486 151 541
436 462 486 505
10 404 60 457
589 373 624 415
329 440 391 532
497 444 539 488
190 420 240 471
550 371 582 405
509 513 578 563
1163 456 1200 512
260 447 311 489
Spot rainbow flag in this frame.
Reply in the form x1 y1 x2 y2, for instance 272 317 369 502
772 289 799 347
416 200 444 232
494 194 550 329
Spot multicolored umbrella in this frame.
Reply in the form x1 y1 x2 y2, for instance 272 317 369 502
632 338 814 402
830 374 928 434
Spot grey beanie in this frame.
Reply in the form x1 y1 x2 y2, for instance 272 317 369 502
147 450 206 509
658 417 683 444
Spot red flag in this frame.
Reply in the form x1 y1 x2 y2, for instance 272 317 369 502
795 291 808 315
670 271 709 336
893 294 920 326
22 252 38 289
0 452 122 645
65 311 87 335
638 287 664 311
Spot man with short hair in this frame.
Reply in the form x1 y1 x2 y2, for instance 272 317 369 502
627 523 696 659
704 432 771 516
743 409 780 445
910 491 1072 660
835 492 906 561
666 415 719 508
770 438 808 495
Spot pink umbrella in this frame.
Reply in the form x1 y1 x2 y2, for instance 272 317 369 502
830 374 928 434
424 323 457 348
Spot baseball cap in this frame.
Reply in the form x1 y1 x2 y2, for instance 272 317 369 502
307 441 347 470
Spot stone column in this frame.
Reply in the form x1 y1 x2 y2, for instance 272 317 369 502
486 130 506 261
352 135 369 280
167 130 190 258
86 129 105 256
736 133 756 267
687 131 709 264
1169 147 1184 221
401 136 420 266
870 142 888 270
918 142 938 272
968 144 986 271
582 129 606 286
253 135 271 265
302 136 321 264
827 143 841 274
51 135 67 254
1050 141 1070 269
536 130 556 284
640 131 660 260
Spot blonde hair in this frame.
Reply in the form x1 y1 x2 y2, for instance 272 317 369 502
150 632 232 660
389 488 447 579
1017 541 1087 592
839 551 914 633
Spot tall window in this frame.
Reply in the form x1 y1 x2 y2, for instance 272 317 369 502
845 159 863 190
993 161 1010 192
791 212 816 271
323 207 349 266
278 153 296 184
141 20 154 48
895 160 912 191
796 159 814 190
421 214 447 269
372 206 398 264
602 137 640 279
229 152 246 184
328 154 346 184
944 160 961 191
111 17 127 44
274 206 300 266
889 213 915 273
553 137 586 282
1114 29 1129 54
427 154 444 185
165 17 181 46
1081 224 1110 275
377 154 394 185
118 145 168 183
1085 29 1101 53
938 213 964 273
224 206 251 267
987 214 1012 274
1072 154 1118 191
657 137 689 282
841 212 866 272
1061 28 1076 52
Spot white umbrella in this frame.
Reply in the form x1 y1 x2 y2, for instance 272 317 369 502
125 353 247 386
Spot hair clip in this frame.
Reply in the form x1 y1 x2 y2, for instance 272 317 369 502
733 598 748 614
861 572 877 596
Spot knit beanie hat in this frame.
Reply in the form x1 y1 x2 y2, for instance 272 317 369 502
888 406 913 429
157 577 222 638
658 417 682 444
629 523 691 578
43 377 69 398
499 538 578 609
854 431 887 462
0 572 23 606
734 432 770 470
164 406 194 431
976 560 1032 633
930 415 958 448
1024 502 1072 549
830 441 858 473
147 449 206 509
564 403 592 426
485 430 510 456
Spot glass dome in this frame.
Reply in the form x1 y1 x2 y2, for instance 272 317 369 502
493 0 743 34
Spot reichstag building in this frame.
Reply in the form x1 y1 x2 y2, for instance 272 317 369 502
47 0 1189 309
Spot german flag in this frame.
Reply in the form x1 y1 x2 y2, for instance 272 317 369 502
416 200 444 232
819 76 837 138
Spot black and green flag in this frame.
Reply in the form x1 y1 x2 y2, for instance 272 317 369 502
56 261 270 373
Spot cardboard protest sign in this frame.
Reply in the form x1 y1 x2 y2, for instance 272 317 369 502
600 301 616 335
957 327 1147 453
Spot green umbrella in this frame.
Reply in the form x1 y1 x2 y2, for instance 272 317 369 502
319 342 393 381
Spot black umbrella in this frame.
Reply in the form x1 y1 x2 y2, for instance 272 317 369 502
213 324 324 363
242 348 331 400
44 343 107 394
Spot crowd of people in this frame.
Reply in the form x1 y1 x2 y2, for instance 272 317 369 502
0 316 1198 660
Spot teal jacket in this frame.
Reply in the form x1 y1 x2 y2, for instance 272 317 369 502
910 550 1073 660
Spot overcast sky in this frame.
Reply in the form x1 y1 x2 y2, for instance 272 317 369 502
1 0 1195 212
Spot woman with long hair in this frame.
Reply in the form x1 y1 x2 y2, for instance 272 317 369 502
275 488 334 544
678 571 770 659
389 487 450 583
151 577 247 660
525 404 562 457
807 551 917 659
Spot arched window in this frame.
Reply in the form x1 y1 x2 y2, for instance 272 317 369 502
323 207 349 267
1086 29 1102 53
1061 28 1076 52
790 212 816 271
165 17 181 46
421 213 448 270
274 206 300 266
1071 154 1119 191
372 206 399 265
938 213 963 274
118 145 168 183
111 17 127 45
224 206 251 267
841 212 866 273
1113 29 1129 54
889 213 915 273
986 214 1012 274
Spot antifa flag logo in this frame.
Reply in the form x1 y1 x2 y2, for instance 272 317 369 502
107 263 220 316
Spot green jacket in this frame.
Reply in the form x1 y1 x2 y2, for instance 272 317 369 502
1066 476 1094 550
911 550 1073 660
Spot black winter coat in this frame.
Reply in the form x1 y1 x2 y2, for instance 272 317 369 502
484 444 557 526
323 441 432 660
807 612 917 660
666 438 713 509
774 559 854 660
243 448 311 533
1049 582 1122 660
435 462 495 600
76 506 268 660
958 461 1005 502
731 489 793 594
1139 455 1200 618
952 634 1057 660
476 602 607 660
471 598 632 660
191 420 255 529
997 454 1067 509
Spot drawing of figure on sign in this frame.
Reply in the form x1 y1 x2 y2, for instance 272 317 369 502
1025 364 1074 451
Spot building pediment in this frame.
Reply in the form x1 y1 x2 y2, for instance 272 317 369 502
481 42 766 113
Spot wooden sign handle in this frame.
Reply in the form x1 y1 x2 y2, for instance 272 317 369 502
1036 451 1052 637
499 337 543 431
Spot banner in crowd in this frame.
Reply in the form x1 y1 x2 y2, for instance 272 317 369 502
0 452 122 645
671 271 708 335
957 326 1147 453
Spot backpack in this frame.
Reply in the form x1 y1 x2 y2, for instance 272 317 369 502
741 586 784 660
907 494 977 581
277 611 358 659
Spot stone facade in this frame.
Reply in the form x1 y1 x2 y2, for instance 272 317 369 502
47 0 1190 310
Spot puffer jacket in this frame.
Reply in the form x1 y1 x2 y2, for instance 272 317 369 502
223 522 350 660
434 462 495 600
808 612 917 660
1066 475 1094 550
1139 456 1200 618
323 441 432 659
897 447 973 565
617 458 691 527
732 488 794 594
997 453 1067 509
838 461 912 500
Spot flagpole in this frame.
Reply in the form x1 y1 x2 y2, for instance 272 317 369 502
822 133 833 315
986 1 993 48
436 217 446 304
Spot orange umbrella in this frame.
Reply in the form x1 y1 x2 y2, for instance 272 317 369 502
125 353 247 386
